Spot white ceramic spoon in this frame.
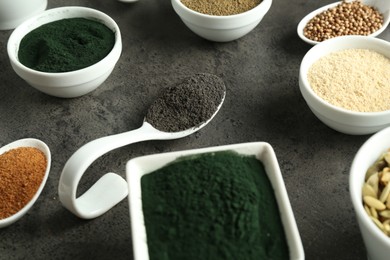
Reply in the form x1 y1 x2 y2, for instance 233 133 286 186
297 0 390 45
58 91 225 219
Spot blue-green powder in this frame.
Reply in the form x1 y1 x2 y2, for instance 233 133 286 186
18 18 115 73
141 151 289 260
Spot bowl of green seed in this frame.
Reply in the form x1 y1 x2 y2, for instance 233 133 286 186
7 6 122 98
126 142 304 260
171 0 272 42
350 127 390 260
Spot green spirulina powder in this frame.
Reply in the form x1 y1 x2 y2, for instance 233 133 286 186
18 18 115 73
141 151 289 260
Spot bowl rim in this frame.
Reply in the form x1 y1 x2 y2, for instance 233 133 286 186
126 142 304 260
6 6 122 78
350 126 390 245
0 138 51 228
299 35 390 117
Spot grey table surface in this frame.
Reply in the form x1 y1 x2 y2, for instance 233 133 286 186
1 0 389 259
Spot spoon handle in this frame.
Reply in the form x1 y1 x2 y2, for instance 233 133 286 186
58 122 165 219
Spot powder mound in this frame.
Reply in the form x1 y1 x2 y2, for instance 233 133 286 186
0 147 47 219
18 18 115 73
145 73 226 132
141 151 289 260
308 48 390 112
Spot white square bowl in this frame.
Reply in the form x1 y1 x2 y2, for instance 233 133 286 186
126 142 304 260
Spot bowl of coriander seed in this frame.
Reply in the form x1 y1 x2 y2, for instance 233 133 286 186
297 0 389 45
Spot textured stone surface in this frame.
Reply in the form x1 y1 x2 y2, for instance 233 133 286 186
0 0 389 259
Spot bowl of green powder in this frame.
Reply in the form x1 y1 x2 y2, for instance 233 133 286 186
7 6 122 98
299 35 390 135
126 142 304 260
171 0 272 42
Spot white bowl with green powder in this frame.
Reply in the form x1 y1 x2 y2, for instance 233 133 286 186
126 142 304 260
171 0 272 42
7 6 122 98
299 35 390 135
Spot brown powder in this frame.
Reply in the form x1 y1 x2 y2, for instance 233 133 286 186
307 49 390 112
181 0 262 16
0 147 47 219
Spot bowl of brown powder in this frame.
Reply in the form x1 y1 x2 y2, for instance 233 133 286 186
171 0 272 42
299 35 390 135
0 138 51 228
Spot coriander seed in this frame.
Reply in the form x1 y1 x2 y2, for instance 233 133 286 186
303 0 383 42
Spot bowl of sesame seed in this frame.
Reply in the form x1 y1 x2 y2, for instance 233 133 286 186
299 35 390 135
171 0 272 42
297 0 389 45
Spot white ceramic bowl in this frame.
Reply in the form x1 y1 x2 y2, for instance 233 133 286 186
7 6 122 98
126 142 304 260
0 138 51 228
297 0 390 45
350 127 390 260
171 0 272 42
299 35 390 135
0 0 47 30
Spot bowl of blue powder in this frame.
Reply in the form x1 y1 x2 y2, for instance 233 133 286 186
7 6 122 98
126 142 304 260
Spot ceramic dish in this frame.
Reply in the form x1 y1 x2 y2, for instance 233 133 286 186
0 138 51 228
0 0 47 30
7 6 122 98
299 35 390 135
297 0 390 45
171 0 272 42
350 127 390 260
126 142 304 260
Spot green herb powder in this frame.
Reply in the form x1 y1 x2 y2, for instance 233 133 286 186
141 151 289 260
18 18 115 73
